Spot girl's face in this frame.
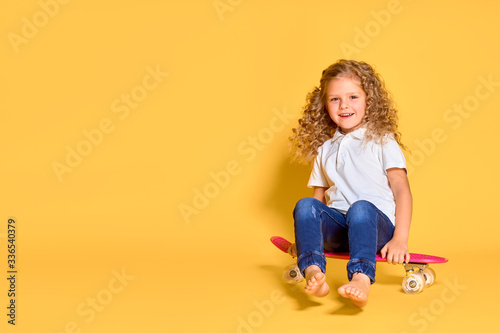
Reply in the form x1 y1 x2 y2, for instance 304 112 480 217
325 76 367 133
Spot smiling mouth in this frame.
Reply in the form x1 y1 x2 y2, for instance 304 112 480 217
339 113 354 117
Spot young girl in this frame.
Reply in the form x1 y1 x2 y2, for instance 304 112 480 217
288 59 412 307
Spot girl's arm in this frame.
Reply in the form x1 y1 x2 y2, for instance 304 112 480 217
381 168 412 264
312 186 328 204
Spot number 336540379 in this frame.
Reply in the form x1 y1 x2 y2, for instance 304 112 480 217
7 219 16 266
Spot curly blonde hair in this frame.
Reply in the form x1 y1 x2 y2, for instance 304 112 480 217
289 59 406 164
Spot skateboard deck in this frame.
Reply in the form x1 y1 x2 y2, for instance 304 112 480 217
271 236 448 294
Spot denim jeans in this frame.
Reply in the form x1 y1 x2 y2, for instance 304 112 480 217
293 197 395 284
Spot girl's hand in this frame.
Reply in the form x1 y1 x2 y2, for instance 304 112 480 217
288 243 297 257
380 238 410 264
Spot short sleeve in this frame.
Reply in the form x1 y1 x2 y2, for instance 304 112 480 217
381 138 407 173
307 147 329 188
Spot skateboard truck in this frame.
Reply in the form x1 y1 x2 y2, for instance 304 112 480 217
403 262 428 275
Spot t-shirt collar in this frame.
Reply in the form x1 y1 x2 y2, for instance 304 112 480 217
333 126 367 140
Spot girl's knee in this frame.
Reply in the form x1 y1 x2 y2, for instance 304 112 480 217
293 197 322 220
346 200 377 224
349 200 375 214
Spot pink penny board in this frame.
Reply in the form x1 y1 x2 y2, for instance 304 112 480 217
271 236 448 264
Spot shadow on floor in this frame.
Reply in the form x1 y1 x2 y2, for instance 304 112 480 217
328 297 363 315
260 264 322 310
262 263 369 315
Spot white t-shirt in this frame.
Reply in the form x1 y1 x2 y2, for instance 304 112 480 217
308 127 407 225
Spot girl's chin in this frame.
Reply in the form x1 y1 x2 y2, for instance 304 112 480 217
338 121 365 134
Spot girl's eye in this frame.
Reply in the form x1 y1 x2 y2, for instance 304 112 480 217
331 97 339 102
350 95 358 99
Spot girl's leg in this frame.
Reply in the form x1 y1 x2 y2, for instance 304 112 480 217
345 200 394 282
338 200 394 307
293 197 348 296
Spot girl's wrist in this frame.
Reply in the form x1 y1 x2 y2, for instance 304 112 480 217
391 233 409 243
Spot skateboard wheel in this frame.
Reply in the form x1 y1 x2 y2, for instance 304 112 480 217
421 267 436 287
283 264 304 284
402 273 425 294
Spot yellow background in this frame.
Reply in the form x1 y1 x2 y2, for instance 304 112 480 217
1 0 499 332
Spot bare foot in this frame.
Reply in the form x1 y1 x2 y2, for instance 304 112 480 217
337 273 370 307
304 265 330 297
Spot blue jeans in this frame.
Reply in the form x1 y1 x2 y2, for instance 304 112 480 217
293 197 394 284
